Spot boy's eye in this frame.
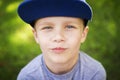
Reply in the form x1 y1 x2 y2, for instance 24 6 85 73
41 26 53 30
66 25 76 29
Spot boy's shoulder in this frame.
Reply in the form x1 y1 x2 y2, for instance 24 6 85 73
80 51 106 80
22 54 42 71
17 54 44 80
80 51 102 68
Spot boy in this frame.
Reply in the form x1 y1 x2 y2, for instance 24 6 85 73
17 0 106 80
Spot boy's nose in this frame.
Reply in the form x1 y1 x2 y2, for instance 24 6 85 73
52 30 65 43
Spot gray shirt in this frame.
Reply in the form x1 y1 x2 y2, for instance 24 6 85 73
17 51 106 80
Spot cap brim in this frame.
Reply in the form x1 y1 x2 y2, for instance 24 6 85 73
18 0 92 24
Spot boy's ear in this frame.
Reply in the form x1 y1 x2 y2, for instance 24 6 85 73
81 26 89 43
32 28 39 43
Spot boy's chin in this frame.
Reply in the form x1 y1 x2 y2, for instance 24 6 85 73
50 57 70 64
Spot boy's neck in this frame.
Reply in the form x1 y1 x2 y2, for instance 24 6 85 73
44 54 79 75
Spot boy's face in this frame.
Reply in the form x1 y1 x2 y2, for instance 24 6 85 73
33 17 88 64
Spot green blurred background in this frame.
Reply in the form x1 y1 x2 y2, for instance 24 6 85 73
0 0 120 80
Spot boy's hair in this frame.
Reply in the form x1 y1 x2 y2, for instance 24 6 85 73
30 19 88 28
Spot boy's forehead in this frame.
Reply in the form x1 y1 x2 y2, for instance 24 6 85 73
35 17 84 24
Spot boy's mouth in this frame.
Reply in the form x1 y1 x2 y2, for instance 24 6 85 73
51 47 67 53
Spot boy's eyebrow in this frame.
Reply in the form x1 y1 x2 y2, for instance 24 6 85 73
36 21 54 26
64 21 81 24
36 22 82 27
37 20 81 24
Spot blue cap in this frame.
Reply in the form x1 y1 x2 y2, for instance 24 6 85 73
18 0 92 24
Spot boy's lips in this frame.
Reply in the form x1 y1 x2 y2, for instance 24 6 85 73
51 47 67 53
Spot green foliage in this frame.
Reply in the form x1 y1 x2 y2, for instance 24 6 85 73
0 0 120 80
82 0 120 80
0 0 40 79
